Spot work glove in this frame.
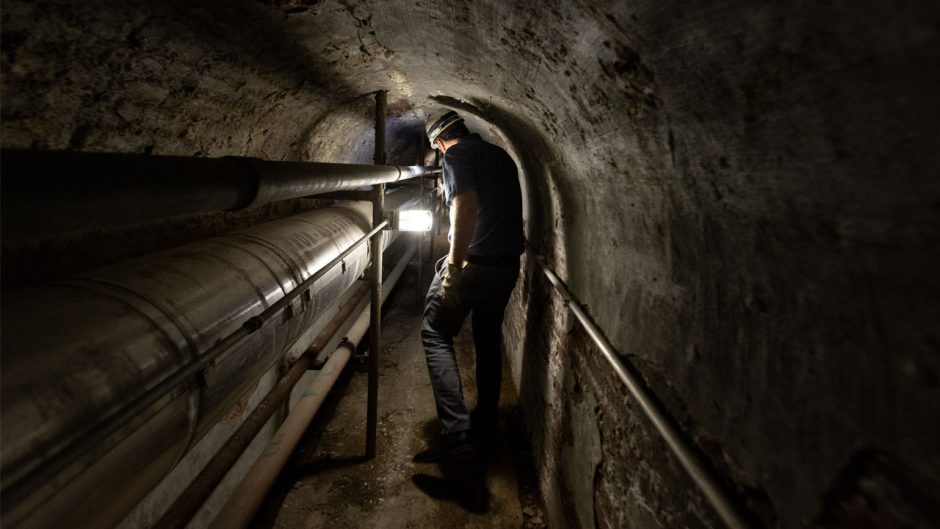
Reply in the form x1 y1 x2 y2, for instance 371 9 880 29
441 263 463 309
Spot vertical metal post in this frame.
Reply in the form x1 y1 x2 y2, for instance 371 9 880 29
428 149 440 260
428 196 436 262
366 90 386 459
416 142 427 306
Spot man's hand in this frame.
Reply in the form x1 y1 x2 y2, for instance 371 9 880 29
441 263 463 309
448 191 478 267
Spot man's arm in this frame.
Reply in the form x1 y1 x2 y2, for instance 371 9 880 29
448 190 478 266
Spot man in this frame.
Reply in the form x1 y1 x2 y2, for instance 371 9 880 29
413 109 524 463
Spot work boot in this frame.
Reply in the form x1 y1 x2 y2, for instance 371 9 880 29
413 431 473 463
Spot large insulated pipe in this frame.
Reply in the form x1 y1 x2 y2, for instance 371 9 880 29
0 149 428 241
157 241 416 529
0 193 413 529
151 281 370 529
210 241 418 529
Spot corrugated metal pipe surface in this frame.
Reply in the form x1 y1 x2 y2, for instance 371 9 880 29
0 195 413 529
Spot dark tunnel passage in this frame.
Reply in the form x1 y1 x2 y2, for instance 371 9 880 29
1 1 939 528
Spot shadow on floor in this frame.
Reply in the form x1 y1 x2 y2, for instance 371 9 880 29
410 418 519 516
411 467 492 514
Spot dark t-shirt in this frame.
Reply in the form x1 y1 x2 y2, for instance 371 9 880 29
442 134 524 257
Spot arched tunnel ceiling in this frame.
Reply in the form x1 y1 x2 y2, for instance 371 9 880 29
3 0 657 165
5 0 934 185
2 1 938 528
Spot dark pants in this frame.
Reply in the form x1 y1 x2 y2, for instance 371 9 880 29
421 256 519 435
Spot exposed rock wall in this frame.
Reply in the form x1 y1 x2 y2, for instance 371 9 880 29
499 2 940 528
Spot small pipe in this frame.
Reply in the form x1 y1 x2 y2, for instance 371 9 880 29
528 249 754 529
0 149 431 241
366 89 386 459
209 241 417 529
403 165 442 177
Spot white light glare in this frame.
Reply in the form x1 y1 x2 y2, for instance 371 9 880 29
398 209 433 232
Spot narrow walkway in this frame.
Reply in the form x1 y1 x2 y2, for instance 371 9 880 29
252 234 546 529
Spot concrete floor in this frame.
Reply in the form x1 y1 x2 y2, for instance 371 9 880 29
252 235 546 529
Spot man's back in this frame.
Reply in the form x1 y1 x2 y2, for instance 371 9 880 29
442 134 524 257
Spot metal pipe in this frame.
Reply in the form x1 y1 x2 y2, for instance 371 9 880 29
3 218 386 517
0 198 407 529
209 241 417 529
151 278 370 529
0 149 431 241
403 165 442 177
528 249 754 529
366 89 386 459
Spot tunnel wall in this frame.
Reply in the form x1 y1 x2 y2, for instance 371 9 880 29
3 1 939 528
496 2 940 529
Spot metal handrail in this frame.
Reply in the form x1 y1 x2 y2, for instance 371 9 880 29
527 246 753 529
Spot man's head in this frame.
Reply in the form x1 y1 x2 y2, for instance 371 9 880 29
425 109 469 152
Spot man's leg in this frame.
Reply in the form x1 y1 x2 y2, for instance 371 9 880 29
470 266 518 429
471 301 505 422
421 260 473 435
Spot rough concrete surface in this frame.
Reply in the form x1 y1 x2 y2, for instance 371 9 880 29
2 0 939 528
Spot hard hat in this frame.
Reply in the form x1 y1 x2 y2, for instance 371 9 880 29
425 109 463 148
